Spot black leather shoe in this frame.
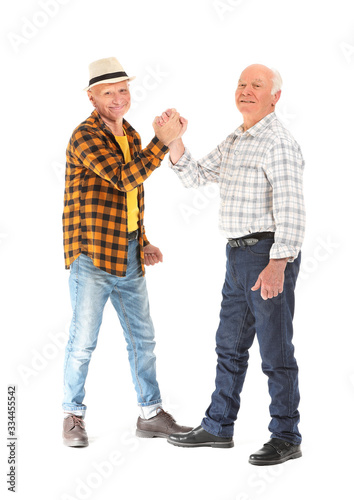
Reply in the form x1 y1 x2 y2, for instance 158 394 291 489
249 437 302 466
168 425 234 448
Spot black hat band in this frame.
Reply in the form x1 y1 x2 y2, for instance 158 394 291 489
89 71 128 86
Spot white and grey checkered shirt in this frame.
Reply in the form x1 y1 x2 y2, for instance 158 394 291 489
169 112 305 261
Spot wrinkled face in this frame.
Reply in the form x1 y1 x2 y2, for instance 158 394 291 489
88 80 131 122
235 65 280 123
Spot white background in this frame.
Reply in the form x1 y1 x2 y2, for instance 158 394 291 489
1 0 354 499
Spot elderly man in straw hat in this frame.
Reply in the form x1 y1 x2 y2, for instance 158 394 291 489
62 57 191 447
163 64 305 465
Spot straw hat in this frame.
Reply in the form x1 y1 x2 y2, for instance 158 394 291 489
84 57 135 91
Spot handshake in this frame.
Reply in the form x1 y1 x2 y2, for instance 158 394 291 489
153 109 188 147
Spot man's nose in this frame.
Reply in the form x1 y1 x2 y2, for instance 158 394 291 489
242 84 252 94
112 94 123 104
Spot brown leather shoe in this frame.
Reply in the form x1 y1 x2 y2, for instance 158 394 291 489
63 414 89 447
136 409 193 438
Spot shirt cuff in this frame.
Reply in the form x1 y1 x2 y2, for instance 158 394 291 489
146 136 169 160
140 225 149 247
270 243 299 262
168 147 190 170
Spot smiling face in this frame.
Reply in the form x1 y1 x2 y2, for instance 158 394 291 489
87 80 131 126
235 65 281 130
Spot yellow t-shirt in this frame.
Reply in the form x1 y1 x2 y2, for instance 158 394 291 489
115 134 139 232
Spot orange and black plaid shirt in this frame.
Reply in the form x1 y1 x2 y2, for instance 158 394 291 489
63 110 168 276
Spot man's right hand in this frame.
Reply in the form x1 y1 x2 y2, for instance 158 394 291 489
153 109 183 146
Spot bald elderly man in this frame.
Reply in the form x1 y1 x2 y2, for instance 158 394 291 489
164 65 306 465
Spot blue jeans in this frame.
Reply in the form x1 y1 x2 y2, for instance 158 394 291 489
201 239 302 444
62 240 162 417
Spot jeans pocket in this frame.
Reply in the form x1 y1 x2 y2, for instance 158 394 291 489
246 239 273 257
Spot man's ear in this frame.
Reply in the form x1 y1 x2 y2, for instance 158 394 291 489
272 90 281 107
87 90 95 107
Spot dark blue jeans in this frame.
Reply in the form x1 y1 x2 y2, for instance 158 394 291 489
201 239 302 444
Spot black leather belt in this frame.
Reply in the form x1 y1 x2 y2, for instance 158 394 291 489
228 232 274 248
128 229 139 241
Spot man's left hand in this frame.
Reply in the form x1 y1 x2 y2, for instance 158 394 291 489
251 258 289 300
144 244 163 266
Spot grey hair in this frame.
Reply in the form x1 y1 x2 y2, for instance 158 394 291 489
270 68 283 95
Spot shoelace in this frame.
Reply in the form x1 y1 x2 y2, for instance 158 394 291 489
70 415 85 429
158 410 176 424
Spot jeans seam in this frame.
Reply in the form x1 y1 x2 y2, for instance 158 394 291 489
228 246 242 289
276 273 296 438
115 285 145 403
220 304 251 435
281 283 295 429
63 258 79 383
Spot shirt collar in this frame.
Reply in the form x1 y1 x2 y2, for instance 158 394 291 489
91 109 132 135
235 112 277 138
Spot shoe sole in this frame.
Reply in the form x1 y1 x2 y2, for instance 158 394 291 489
136 429 169 439
248 450 302 466
167 438 234 449
63 439 89 447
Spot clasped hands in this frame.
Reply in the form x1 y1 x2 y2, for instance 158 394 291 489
153 108 188 146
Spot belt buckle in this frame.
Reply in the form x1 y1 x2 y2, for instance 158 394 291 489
128 230 138 241
245 238 259 246
228 236 259 248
